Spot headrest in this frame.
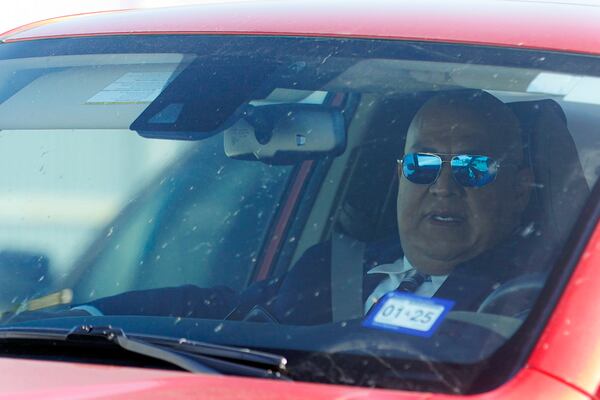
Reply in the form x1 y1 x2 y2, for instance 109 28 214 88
508 99 589 247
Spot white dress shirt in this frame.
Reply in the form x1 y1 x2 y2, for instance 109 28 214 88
363 257 448 314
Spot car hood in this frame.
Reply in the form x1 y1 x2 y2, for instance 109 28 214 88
0 358 430 400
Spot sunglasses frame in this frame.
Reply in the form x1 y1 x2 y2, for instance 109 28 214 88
397 152 502 187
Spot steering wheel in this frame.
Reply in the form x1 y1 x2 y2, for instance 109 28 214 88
477 273 545 318
443 273 545 338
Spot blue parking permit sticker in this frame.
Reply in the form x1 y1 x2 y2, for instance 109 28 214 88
363 292 454 337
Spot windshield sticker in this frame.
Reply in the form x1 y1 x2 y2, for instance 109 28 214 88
363 292 454 337
86 72 173 105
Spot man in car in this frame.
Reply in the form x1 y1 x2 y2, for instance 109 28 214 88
363 90 533 313
67 90 534 323
250 89 534 324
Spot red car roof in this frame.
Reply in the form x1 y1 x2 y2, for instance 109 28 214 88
2 0 600 55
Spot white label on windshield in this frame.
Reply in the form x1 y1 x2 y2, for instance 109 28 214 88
86 72 172 104
363 292 454 337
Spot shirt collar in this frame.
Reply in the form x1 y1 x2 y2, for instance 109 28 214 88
367 257 412 275
367 257 448 282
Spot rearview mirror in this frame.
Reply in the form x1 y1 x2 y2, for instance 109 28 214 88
224 104 346 164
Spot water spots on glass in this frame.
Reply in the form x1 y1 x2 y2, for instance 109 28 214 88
174 317 182 325
288 236 296 243
519 222 535 237
321 53 333 65
114 244 120 251
88 290 96 298
37 275 45 282
214 323 224 333
189 185 195 191
106 227 114 238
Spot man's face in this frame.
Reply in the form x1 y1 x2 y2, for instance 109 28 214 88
397 99 529 275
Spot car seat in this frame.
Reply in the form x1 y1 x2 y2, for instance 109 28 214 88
479 99 590 316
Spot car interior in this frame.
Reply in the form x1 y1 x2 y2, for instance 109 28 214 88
254 90 591 330
3 35 600 393
2 43 595 336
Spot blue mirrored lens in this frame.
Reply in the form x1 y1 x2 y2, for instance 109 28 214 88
402 153 441 184
451 155 497 187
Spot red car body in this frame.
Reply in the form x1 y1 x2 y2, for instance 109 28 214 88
1 1 600 398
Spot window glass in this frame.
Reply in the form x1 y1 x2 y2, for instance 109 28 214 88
0 36 599 393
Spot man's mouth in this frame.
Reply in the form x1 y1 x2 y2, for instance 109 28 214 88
426 212 465 225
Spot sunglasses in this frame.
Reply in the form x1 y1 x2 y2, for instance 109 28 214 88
399 152 502 187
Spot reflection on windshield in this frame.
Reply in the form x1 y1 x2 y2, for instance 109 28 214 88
0 35 598 393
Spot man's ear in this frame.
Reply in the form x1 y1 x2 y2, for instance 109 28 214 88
514 167 534 211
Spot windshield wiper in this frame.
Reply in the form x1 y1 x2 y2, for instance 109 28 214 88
0 325 289 380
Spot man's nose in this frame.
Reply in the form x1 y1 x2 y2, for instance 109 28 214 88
429 162 461 196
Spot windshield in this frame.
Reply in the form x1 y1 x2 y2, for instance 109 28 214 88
0 35 599 393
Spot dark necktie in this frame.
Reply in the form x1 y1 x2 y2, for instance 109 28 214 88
395 269 429 293
366 269 430 314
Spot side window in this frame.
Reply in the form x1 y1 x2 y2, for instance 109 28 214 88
70 136 293 301
71 180 171 302
139 159 292 292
